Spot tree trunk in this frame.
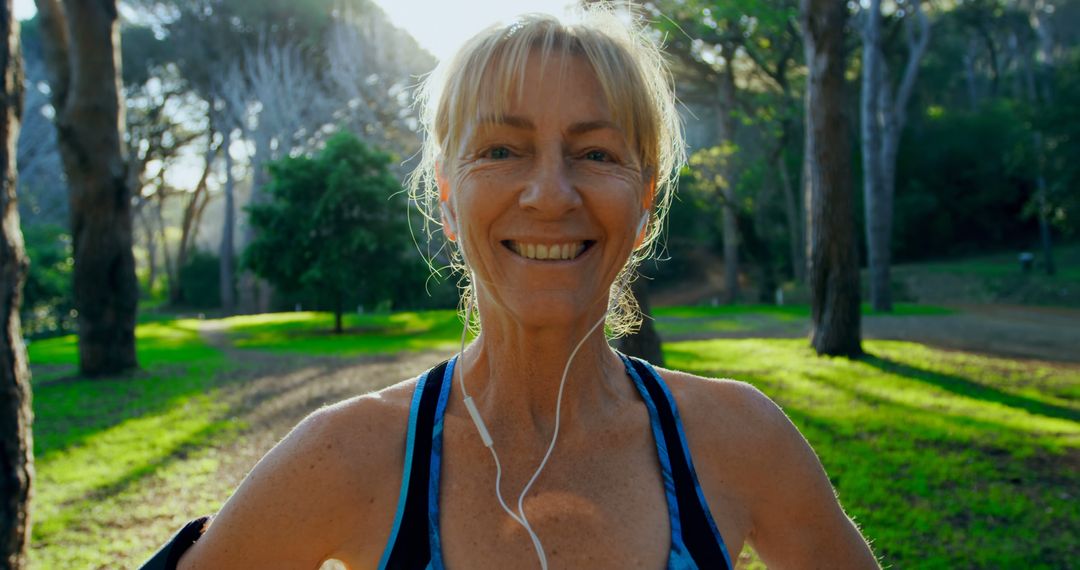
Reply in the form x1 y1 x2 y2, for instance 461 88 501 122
238 129 272 314
861 0 929 312
36 0 137 376
219 126 235 312
170 138 217 306
1026 4 1056 275
616 278 664 366
801 0 863 358
861 0 888 312
716 59 739 304
0 3 33 564
778 149 804 283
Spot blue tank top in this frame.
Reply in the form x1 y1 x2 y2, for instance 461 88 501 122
378 354 734 570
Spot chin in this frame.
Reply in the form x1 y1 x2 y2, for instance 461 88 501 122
493 290 607 330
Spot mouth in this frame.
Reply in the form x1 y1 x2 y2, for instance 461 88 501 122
502 240 595 261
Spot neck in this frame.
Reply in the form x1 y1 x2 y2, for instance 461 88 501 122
456 305 632 441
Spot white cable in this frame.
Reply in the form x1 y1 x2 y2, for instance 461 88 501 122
455 272 629 570
456 294 547 567
513 311 606 549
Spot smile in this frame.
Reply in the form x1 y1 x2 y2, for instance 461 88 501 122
503 240 594 261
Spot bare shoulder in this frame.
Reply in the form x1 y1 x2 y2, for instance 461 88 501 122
653 366 787 452
178 375 422 569
653 366 879 569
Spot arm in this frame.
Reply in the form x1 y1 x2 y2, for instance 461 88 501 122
175 393 408 569
736 385 879 569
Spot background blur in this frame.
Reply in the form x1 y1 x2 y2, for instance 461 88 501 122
6 0 1078 568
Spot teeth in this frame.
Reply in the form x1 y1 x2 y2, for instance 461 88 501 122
510 241 587 261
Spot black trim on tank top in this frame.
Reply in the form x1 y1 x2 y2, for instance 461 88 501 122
382 360 448 570
626 357 731 569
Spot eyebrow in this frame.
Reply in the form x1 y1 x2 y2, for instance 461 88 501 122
475 115 622 136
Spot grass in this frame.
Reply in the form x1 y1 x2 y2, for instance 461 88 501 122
28 319 242 569
652 303 952 339
665 339 1079 569
222 310 465 355
25 307 1078 568
892 242 1080 306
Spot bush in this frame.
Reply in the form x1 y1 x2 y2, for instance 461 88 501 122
22 224 75 339
178 250 222 309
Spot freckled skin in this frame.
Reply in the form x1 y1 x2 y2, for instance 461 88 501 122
176 52 878 570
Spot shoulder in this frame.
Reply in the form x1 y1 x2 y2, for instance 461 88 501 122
654 365 879 568
178 374 425 569
653 365 820 499
654 366 789 453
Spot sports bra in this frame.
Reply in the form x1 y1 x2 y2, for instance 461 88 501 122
378 354 734 569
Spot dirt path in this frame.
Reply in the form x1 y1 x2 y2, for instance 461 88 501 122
862 304 1080 364
661 304 1080 365
187 323 448 486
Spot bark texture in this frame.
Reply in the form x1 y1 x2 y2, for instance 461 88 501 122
36 0 137 375
716 60 740 304
860 0 930 312
219 126 235 313
0 1 33 565
801 0 863 357
616 279 665 367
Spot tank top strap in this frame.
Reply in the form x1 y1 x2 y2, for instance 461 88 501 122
618 354 734 570
378 358 455 570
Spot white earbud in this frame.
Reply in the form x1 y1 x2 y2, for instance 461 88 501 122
635 213 649 244
441 202 458 237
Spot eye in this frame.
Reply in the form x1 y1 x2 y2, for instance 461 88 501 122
485 146 512 160
583 149 612 162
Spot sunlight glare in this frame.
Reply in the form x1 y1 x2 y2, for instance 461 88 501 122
372 0 580 61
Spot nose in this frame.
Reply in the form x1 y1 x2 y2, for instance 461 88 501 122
518 151 582 218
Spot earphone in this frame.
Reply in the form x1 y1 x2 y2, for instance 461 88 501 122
447 201 640 569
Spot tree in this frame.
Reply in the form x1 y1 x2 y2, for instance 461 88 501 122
34 0 138 375
860 0 931 312
243 132 412 333
801 0 863 357
0 0 32 564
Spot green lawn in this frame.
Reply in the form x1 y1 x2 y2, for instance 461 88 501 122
666 339 1078 569
28 319 240 569
222 310 465 355
25 309 1079 568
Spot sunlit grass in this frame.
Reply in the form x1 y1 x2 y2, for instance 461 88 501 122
652 303 951 339
222 310 465 355
27 319 239 568
666 339 1079 568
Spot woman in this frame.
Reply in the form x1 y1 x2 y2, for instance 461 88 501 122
152 6 880 569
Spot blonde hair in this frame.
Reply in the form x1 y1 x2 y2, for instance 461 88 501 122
409 2 684 337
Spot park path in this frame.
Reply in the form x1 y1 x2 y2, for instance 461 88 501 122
659 304 1080 365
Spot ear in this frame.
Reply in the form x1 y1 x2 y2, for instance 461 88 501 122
642 174 656 211
436 162 457 242
634 176 656 249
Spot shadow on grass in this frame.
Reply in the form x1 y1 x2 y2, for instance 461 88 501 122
862 354 1080 423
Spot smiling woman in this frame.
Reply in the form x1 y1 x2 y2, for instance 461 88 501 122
144 4 880 570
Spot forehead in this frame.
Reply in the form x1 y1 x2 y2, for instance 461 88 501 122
473 51 612 129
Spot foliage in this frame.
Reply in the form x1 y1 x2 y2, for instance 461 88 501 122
21 224 75 339
667 338 1079 569
243 132 415 330
1036 53 1080 236
178 250 223 309
894 101 1038 259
